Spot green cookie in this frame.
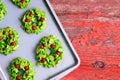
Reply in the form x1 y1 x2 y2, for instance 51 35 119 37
21 8 46 34
36 35 64 68
8 57 36 80
0 0 7 21
11 0 31 9
0 27 19 55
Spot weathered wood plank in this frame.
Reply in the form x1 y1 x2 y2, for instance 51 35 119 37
49 0 120 80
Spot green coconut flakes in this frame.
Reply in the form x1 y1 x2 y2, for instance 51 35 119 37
0 27 19 55
36 35 64 68
0 0 7 21
21 8 46 34
8 57 36 80
11 0 31 9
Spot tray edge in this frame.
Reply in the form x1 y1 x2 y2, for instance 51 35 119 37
44 0 81 80
0 66 8 80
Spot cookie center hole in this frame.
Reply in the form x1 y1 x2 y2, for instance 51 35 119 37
20 70 24 75
34 19 38 23
47 49 51 55
35 20 38 23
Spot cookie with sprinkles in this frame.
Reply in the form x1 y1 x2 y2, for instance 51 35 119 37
21 8 46 34
0 0 7 21
0 27 19 55
36 35 64 68
8 57 36 80
11 0 31 9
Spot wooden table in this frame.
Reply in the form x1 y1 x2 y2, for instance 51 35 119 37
50 0 120 80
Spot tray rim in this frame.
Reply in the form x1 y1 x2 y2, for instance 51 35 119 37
45 0 80 80
0 66 7 80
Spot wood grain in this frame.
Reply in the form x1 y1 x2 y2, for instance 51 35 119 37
50 0 120 80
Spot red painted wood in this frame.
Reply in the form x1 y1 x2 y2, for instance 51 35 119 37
50 0 120 80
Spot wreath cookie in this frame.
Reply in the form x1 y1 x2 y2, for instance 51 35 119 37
11 0 31 9
36 35 64 68
8 57 36 80
21 8 46 34
0 0 7 21
0 27 19 55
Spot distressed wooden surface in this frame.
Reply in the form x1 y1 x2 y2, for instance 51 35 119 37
50 0 120 80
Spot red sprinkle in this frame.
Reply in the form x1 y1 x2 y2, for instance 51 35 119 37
3 47 7 50
56 51 61 55
0 36 2 40
29 13 33 17
9 34 13 38
3 30 7 35
40 18 45 22
25 18 30 22
24 66 29 71
32 26 36 30
16 75 21 80
20 0 24 4
40 45 44 49
15 64 19 69
51 44 55 49
11 42 16 46
41 58 46 63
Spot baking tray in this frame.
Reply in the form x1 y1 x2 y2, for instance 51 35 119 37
0 0 80 80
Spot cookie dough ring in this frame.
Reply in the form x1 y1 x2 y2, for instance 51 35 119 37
36 35 64 68
0 27 19 55
21 8 46 34
11 0 31 9
0 0 7 21
8 57 36 80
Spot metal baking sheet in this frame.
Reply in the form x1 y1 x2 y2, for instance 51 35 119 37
0 66 7 80
0 0 80 80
